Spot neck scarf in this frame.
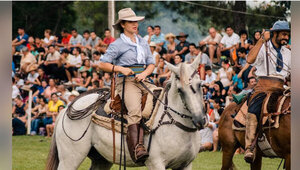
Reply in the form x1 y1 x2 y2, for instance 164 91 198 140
271 41 283 72
120 33 145 64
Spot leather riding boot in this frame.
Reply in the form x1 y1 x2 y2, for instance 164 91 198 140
126 124 149 164
136 124 149 163
244 113 258 163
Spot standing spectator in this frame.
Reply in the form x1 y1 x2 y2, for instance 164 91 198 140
151 25 166 49
185 43 197 64
44 45 60 76
218 26 240 64
45 93 64 137
69 28 83 48
164 33 176 63
42 29 55 48
81 30 92 57
20 47 36 73
199 27 223 64
103 28 115 46
12 27 29 53
175 32 190 62
143 26 154 43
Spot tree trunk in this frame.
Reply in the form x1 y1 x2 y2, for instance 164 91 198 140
233 1 246 34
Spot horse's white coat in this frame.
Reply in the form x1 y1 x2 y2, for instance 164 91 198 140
53 55 205 170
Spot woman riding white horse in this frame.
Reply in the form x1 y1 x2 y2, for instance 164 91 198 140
46 8 207 170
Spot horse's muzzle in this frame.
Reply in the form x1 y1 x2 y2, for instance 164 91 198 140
192 115 207 130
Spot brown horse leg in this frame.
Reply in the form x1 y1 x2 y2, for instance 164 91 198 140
250 153 262 170
221 145 238 170
285 154 290 170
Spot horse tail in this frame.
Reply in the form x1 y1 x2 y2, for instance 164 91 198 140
45 133 59 170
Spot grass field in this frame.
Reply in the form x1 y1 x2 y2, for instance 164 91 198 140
13 136 282 170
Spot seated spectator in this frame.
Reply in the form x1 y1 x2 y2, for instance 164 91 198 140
57 85 71 105
174 55 183 66
12 95 28 125
90 31 102 50
199 27 222 64
101 72 111 88
35 37 43 49
175 32 190 62
196 45 212 80
225 85 241 107
237 30 252 53
185 43 197 64
74 69 92 92
103 29 115 46
42 29 55 48
42 78 57 100
199 113 217 152
68 90 80 104
30 97 48 135
155 58 170 87
69 28 83 48
151 25 166 50
78 57 92 73
12 78 21 100
12 27 29 53
250 30 262 49
238 63 256 88
44 45 60 76
164 33 176 63
149 42 160 74
237 47 247 67
47 105 65 138
209 81 226 107
25 64 39 87
37 48 47 67
204 66 217 86
20 47 36 73
32 80 48 99
81 30 92 57
56 29 72 50
14 73 25 89
45 93 64 137
231 67 243 90
217 26 239 65
202 84 212 101
143 26 154 43
216 59 232 91
27 36 38 57
64 47 82 81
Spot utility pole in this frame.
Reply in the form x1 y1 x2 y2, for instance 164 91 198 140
108 0 115 37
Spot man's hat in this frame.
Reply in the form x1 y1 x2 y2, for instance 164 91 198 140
176 32 189 40
271 20 290 32
113 8 144 30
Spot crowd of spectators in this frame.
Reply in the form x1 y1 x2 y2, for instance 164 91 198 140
11 24 290 154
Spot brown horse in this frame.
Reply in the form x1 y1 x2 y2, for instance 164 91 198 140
219 94 290 170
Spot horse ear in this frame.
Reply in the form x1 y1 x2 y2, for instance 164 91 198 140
165 61 180 75
190 52 202 70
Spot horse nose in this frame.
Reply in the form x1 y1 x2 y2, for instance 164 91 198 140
192 115 206 129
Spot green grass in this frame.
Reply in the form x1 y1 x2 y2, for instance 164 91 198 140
13 136 282 170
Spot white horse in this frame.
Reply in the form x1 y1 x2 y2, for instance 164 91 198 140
46 55 207 170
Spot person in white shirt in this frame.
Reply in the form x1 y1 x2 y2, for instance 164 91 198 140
65 47 82 81
204 66 217 86
42 29 55 47
143 26 154 43
199 27 223 63
218 26 240 64
243 21 291 163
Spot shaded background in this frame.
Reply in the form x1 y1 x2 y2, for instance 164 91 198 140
12 1 290 44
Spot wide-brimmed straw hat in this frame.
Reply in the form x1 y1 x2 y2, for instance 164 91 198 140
149 42 156 47
176 32 189 40
27 64 38 72
113 8 145 30
165 33 176 40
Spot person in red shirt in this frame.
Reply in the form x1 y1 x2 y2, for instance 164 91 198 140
56 29 72 49
103 28 115 46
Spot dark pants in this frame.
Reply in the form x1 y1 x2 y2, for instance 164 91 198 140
247 92 267 121
12 118 26 136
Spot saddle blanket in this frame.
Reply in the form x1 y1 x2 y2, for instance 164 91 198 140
232 93 288 131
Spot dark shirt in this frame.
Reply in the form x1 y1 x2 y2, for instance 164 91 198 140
175 41 190 61
15 104 26 117
17 33 29 46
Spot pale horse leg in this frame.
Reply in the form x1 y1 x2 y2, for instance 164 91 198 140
55 112 94 170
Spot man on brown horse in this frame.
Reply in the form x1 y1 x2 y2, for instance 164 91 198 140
244 20 290 163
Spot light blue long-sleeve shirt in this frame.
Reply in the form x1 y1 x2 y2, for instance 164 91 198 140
100 36 155 66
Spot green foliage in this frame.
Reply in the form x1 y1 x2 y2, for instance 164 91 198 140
12 2 76 39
